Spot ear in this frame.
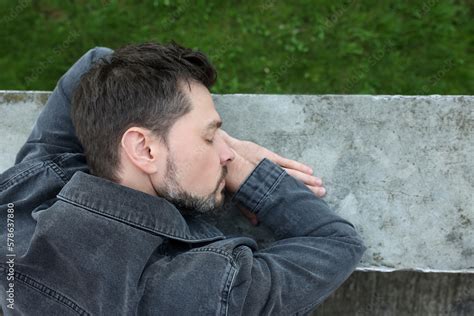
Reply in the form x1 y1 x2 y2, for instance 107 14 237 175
121 127 161 174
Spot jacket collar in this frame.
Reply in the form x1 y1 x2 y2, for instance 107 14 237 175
57 171 225 243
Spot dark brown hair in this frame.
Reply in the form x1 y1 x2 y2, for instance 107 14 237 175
71 41 217 182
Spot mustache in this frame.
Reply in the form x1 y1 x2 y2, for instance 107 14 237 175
220 166 228 183
216 166 228 190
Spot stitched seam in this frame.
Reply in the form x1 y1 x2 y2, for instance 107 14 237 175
221 263 237 316
0 266 89 315
231 158 267 199
188 247 235 262
0 153 73 192
45 160 69 184
232 247 248 262
0 162 45 192
50 152 73 164
56 195 224 242
58 73 71 103
174 249 237 316
253 171 287 213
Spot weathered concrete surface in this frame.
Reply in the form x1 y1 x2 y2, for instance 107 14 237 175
1 92 473 274
0 91 49 171
212 94 474 274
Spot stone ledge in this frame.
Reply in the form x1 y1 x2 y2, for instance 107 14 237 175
1 91 473 273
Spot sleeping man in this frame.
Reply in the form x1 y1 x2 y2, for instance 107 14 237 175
0 42 366 315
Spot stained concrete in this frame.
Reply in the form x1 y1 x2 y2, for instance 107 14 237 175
0 91 49 171
0 92 473 274
211 94 474 274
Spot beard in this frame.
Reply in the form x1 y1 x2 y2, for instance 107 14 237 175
153 153 227 216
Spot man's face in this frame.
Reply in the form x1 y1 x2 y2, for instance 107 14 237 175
150 81 235 214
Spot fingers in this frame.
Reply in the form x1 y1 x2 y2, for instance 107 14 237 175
220 131 325 202
272 154 313 175
219 129 230 141
284 168 326 198
219 129 239 146
303 184 326 198
283 168 322 186
221 132 313 177
312 186 326 197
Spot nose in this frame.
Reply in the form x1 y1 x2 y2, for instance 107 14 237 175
218 136 235 165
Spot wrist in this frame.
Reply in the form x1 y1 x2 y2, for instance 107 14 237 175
224 153 256 193
230 158 286 214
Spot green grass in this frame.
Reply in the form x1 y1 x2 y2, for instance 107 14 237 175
0 0 472 94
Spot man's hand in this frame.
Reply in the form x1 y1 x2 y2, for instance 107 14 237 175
220 130 326 198
223 149 261 226
223 149 257 194
220 130 327 226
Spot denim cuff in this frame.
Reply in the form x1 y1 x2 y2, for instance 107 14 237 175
231 158 286 214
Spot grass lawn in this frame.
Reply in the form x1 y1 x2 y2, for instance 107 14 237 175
0 0 472 94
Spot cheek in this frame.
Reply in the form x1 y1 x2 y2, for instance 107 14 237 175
179 145 221 188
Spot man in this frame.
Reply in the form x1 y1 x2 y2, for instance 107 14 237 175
0 42 366 315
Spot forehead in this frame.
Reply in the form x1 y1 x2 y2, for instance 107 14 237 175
181 80 221 125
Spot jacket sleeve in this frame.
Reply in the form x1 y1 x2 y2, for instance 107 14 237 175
228 158 367 315
14 46 113 165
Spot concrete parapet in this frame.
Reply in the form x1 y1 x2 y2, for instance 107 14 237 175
1 91 473 314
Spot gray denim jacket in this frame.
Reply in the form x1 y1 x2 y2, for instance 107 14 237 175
0 47 366 315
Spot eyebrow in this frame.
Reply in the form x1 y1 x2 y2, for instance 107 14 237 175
205 119 222 132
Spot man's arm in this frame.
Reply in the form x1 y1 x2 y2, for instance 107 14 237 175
228 158 366 315
14 47 113 165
